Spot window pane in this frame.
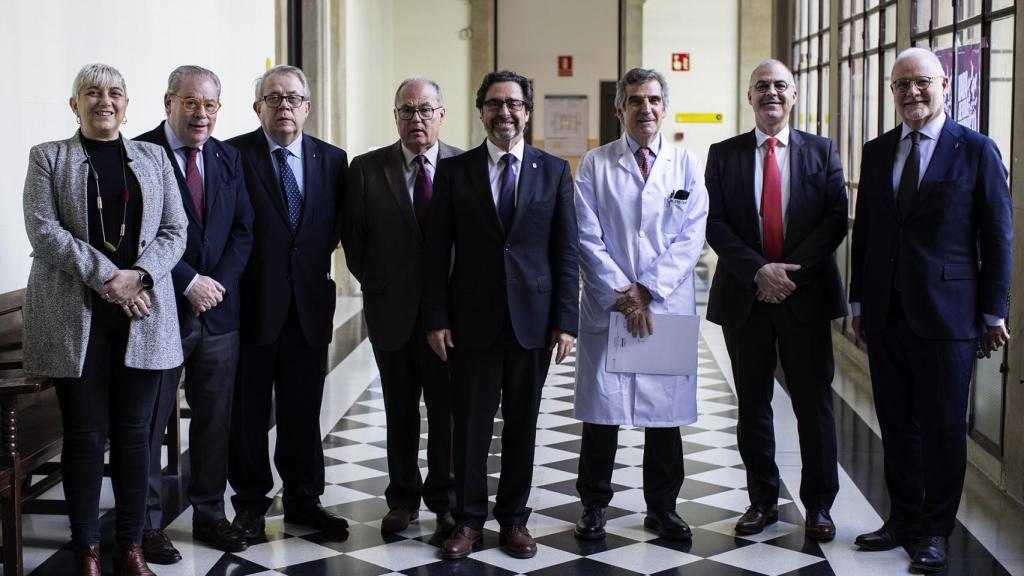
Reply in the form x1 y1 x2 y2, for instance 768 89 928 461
822 31 830 64
867 0 880 9
842 0 851 19
798 72 809 131
936 0 953 28
884 4 896 45
853 17 864 53
992 0 1014 10
955 25 982 132
798 0 809 38
810 33 819 66
913 0 931 35
933 33 954 117
822 65 830 136
841 22 852 56
851 58 864 183
867 52 879 139
957 0 981 20
809 70 820 134
823 0 830 25
867 10 879 49
883 47 896 131
809 0 819 35
840 61 851 180
988 16 1014 174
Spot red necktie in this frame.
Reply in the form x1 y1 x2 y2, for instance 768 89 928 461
185 147 204 223
638 147 652 181
761 137 783 262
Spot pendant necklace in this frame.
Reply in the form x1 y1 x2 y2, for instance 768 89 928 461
83 138 130 253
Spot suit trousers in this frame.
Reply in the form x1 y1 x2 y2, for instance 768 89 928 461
450 323 551 530
146 317 239 529
373 322 454 514
721 301 839 511
229 300 328 514
577 423 684 512
56 297 161 546
867 291 974 536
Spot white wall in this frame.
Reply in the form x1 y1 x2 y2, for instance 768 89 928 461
0 0 275 293
643 0 739 163
496 0 618 146
344 0 472 157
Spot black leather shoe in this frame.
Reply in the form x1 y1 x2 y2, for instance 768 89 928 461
804 509 836 541
910 536 948 573
855 523 918 551
734 504 779 535
232 509 266 540
436 511 457 534
381 508 419 533
284 502 349 534
574 506 606 540
141 529 181 565
194 518 248 552
644 510 692 541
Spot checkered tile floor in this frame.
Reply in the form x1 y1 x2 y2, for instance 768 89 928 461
191 337 834 576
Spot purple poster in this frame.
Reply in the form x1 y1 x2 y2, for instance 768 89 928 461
934 44 981 131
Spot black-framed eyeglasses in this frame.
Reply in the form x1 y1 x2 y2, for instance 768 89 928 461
483 98 527 112
891 76 942 93
171 95 222 114
396 105 443 120
753 80 790 94
261 93 308 108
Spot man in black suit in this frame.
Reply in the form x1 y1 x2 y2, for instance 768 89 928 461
705 59 847 541
226 65 349 537
850 48 1011 572
422 70 579 560
344 77 461 534
136 65 253 562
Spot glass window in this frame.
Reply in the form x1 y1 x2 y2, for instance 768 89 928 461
867 52 879 140
913 0 931 34
987 16 1014 174
957 0 982 19
822 31 830 63
867 11 879 49
884 4 896 44
882 47 895 131
822 65 830 135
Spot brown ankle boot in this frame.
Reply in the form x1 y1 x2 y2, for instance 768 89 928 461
77 545 101 576
113 542 156 576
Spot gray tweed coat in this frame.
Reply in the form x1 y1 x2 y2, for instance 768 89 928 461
22 131 187 378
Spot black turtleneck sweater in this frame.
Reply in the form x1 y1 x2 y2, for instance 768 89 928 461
82 134 143 270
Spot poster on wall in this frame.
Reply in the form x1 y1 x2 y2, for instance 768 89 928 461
544 95 588 156
934 44 981 131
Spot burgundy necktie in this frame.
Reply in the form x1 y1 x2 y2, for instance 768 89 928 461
761 137 783 262
185 147 204 223
638 146 652 181
413 155 433 231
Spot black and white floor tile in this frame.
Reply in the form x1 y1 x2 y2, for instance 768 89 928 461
15 294 1024 576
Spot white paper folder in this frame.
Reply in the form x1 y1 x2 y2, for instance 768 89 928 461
605 312 700 376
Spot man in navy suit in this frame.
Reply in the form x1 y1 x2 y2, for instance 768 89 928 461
422 70 579 560
136 65 254 562
226 65 349 537
850 47 1011 572
706 59 847 542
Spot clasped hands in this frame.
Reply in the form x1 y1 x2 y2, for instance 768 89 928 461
755 262 802 304
616 283 653 338
100 269 149 319
187 276 226 316
427 328 576 364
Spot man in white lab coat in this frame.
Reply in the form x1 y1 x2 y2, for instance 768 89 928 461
573 67 708 542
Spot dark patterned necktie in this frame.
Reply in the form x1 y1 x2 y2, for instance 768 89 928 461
185 147 204 223
274 148 303 230
897 131 921 217
498 153 516 232
637 146 652 181
413 155 433 230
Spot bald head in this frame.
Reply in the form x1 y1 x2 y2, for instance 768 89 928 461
890 47 948 130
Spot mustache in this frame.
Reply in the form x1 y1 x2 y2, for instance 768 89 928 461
759 96 782 105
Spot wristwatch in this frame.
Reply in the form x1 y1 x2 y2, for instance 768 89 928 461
134 268 154 290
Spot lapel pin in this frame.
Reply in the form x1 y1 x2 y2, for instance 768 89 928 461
532 162 537 169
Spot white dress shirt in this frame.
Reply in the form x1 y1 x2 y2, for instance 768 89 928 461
485 138 525 208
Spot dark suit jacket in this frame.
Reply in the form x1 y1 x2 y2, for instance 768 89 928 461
705 129 848 327
421 141 579 350
135 122 254 337
850 117 1012 339
226 128 347 346
344 140 463 351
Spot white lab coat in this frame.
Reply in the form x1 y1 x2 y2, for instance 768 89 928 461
573 135 709 427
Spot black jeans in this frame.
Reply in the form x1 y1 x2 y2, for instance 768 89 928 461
55 297 161 546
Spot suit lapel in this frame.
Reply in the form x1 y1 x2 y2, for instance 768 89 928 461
383 141 421 237
299 136 321 235
469 143 502 233
202 140 224 225
909 118 962 217
615 136 642 183
510 145 541 233
784 130 805 254
739 131 761 250
879 126 901 219
248 129 291 229
150 123 201 226
69 133 93 240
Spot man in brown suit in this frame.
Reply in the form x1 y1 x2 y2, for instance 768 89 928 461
344 77 462 534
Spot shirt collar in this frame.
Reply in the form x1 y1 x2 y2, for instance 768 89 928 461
163 121 202 153
901 113 945 141
754 125 790 148
624 132 663 156
401 141 440 168
264 130 304 159
486 138 525 165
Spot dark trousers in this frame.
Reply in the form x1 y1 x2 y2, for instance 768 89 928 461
867 292 974 536
229 302 328 514
451 325 550 530
373 324 453 514
577 423 684 512
721 301 839 511
56 298 161 546
146 317 239 529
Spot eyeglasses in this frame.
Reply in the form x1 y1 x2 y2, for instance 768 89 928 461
261 94 308 108
753 80 791 94
483 98 527 112
396 105 443 120
891 76 942 93
171 95 221 114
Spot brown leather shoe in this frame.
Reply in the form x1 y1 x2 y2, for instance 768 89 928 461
77 544 101 576
734 504 779 535
499 525 537 559
441 524 482 560
804 509 836 541
113 542 156 576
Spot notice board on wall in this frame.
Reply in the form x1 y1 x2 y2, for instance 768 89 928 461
544 95 588 156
